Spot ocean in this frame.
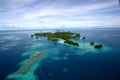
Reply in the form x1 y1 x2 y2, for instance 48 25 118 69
0 28 120 80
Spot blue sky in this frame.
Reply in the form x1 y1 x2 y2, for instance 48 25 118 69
0 0 120 29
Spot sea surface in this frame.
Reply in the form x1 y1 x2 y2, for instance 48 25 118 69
0 29 120 80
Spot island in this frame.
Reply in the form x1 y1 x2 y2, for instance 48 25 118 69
94 44 103 49
82 36 86 40
90 41 95 46
32 31 80 47
31 30 103 49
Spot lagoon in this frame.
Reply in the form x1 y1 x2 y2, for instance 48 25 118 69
0 28 120 80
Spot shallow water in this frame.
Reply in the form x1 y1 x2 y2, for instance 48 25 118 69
0 29 120 80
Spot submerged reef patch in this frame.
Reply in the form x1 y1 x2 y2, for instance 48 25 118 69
6 51 46 80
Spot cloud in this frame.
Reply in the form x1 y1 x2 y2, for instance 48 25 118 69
3 24 24 29
18 0 118 20
0 0 120 29
5 0 36 9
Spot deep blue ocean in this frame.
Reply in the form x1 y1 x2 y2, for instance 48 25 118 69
0 29 120 80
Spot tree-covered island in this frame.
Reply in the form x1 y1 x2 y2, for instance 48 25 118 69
31 31 80 46
31 31 103 49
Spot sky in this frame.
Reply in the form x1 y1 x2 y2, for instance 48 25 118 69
0 0 120 29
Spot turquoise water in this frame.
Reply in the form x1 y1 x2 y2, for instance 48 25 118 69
0 29 120 80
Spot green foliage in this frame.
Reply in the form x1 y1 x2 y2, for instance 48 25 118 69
82 37 86 40
33 31 80 47
90 41 94 46
64 40 79 46
32 31 104 48
52 31 73 40
35 36 39 39
75 34 80 38
94 44 103 49
31 35 34 37
47 36 59 42
50 38 59 42
34 31 74 40
35 32 52 37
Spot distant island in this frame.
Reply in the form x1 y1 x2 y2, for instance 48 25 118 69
31 31 103 49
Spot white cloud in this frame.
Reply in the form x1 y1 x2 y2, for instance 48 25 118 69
3 24 24 29
6 0 36 9
0 0 120 29
18 0 118 20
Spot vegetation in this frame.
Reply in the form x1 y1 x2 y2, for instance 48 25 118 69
90 41 94 46
35 32 52 37
82 37 86 40
34 31 75 40
73 34 80 39
31 31 80 46
31 30 104 48
47 37 59 42
31 35 34 38
50 31 74 40
64 40 79 46
75 34 80 38
94 44 103 49
35 36 39 39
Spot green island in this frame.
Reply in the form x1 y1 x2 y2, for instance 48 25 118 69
94 44 103 49
31 31 103 49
